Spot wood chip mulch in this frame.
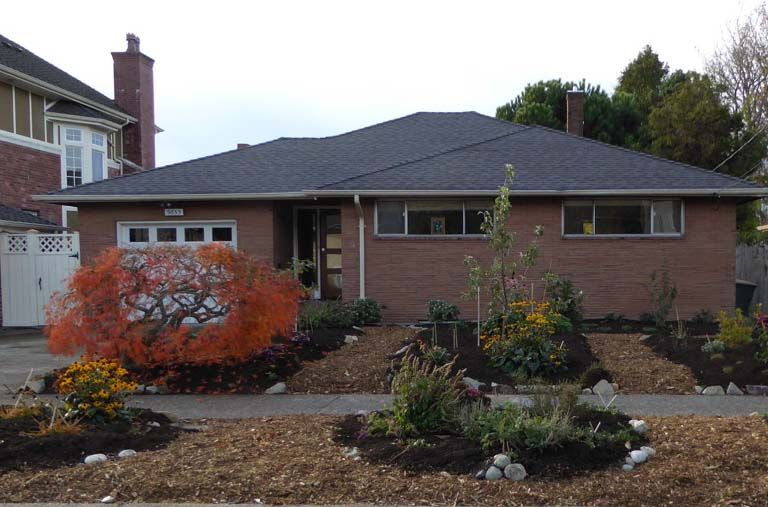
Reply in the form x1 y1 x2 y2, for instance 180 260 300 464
287 326 414 393
586 333 697 394
2 415 767 505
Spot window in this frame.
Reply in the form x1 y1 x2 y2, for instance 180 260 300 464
563 199 683 236
65 128 82 142
375 200 493 236
118 222 237 247
65 145 83 187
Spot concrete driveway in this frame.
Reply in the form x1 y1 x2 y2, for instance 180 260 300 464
0 330 75 392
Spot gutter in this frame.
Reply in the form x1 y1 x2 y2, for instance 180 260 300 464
354 194 365 299
33 192 309 203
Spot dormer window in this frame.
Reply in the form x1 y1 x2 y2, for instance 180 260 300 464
60 125 107 187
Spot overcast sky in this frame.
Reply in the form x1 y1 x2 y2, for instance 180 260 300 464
2 0 763 166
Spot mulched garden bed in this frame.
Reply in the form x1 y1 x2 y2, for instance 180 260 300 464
416 323 599 387
579 317 718 337
646 334 768 388
3 414 767 505
585 333 696 394
334 406 640 478
0 407 180 472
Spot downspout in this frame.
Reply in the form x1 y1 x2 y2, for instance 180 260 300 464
354 194 366 299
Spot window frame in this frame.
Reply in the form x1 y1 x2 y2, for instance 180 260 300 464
373 199 492 237
561 198 685 238
58 123 109 188
117 221 238 248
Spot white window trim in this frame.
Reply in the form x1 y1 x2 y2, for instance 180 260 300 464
561 199 685 238
116 221 238 248
58 122 108 190
373 199 491 237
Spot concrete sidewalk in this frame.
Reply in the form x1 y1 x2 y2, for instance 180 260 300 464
2 392 765 418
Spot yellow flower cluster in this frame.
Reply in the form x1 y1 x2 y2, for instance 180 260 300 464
481 300 558 352
57 358 137 420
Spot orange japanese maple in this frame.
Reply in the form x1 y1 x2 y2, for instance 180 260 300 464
46 243 302 366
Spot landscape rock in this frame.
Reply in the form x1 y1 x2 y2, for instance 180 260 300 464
26 378 46 394
640 446 656 457
622 463 634 472
625 456 635 465
639 334 651 341
628 419 648 435
493 454 511 469
474 469 486 480
352 326 366 333
463 377 486 390
117 449 136 459
582 388 593 395
100 495 116 504
611 382 620 392
389 344 411 359
134 385 146 394
265 382 287 395
145 385 159 395
727 382 744 395
702 385 725 395
592 379 615 397
746 385 768 395
84 454 107 465
484 466 503 481
629 450 648 464
749 412 761 417
147 421 161 428
344 335 359 345
503 463 527 481
694 385 703 394
343 447 361 460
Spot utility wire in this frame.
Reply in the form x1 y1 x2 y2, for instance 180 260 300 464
711 122 768 172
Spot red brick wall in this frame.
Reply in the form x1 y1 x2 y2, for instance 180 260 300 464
0 139 62 224
112 52 155 170
344 197 737 322
77 201 275 264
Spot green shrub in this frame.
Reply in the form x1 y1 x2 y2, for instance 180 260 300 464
649 268 678 327
544 272 585 322
603 312 624 322
716 310 753 349
620 324 634 332
755 330 768 366
421 344 452 366
692 309 716 325
722 365 735 375
348 298 382 325
427 300 460 322
388 353 465 437
578 362 613 388
701 339 726 354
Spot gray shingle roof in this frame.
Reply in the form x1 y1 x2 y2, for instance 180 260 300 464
0 34 126 115
41 111 765 201
47 99 120 122
0 204 60 228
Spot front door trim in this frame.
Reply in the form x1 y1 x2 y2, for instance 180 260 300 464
292 206 342 299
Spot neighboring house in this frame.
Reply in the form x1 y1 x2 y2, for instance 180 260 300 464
0 33 157 326
36 93 768 322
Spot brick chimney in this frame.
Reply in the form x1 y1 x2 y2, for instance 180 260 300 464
566 90 585 136
112 33 155 170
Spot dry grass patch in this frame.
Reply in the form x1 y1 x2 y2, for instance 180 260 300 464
288 326 414 393
2 415 767 505
586 333 696 393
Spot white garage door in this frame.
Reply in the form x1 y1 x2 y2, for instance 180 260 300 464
1 232 80 327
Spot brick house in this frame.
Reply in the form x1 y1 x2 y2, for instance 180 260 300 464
0 32 157 324
37 95 768 322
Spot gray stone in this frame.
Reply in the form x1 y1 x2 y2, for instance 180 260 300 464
593 379 615 397
26 378 46 394
492 453 511 469
630 450 648 464
463 377 486 390
625 456 635 465
352 326 366 333
100 495 116 504
84 453 107 465
343 447 361 460
628 419 648 435
503 463 527 481
117 449 136 459
582 388 593 395
389 345 411 358
474 469 486 480
702 385 725 395
639 334 651 341
622 463 634 472
134 385 146 394
640 446 656 457
746 385 768 395
611 382 620 392
147 421 161 428
727 382 744 395
265 382 287 395
145 385 159 395
694 385 704 394
344 335 359 345
484 466 503 481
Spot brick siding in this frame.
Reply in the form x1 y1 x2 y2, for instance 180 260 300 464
0 139 62 224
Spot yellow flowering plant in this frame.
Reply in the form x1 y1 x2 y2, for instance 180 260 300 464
481 300 568 377
56 358 137 423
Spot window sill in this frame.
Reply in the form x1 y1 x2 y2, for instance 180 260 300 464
374 234 488 241
561 234 685 240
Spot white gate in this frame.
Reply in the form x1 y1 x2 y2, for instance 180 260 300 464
1 232 80 327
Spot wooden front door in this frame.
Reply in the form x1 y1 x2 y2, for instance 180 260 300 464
319 210 342 299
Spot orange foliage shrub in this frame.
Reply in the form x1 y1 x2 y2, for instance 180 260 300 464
46 244 302 366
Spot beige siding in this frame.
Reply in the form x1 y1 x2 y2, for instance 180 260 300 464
31 94 45 140
14 88 29 136
46 120 53 143
0 82 12 132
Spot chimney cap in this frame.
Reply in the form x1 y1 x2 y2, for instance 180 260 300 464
566 89 585 96
237 143 250 150
126 33 140 53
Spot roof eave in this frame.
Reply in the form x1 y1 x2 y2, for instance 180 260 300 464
45 111 122 131
32 192 310 203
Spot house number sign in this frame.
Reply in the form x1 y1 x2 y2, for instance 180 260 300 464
164 208 185 217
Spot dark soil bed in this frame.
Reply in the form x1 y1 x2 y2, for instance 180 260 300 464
580 318 718 337
646 334 768 387
334 406 642 478
0 408 180 472
416 323 599 387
